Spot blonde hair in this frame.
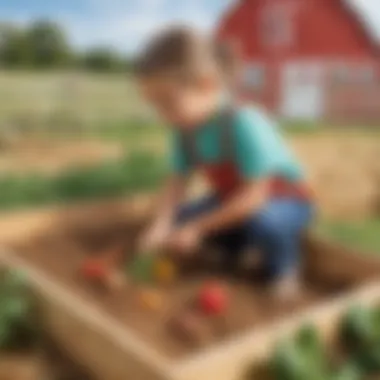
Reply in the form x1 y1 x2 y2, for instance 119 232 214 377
135 26 239 85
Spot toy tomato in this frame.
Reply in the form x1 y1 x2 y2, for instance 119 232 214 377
81 259 108 280
198 282 228 316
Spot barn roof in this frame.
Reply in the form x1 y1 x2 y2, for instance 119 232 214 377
222 0 380 46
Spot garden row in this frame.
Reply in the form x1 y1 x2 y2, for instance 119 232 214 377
0 151 166 210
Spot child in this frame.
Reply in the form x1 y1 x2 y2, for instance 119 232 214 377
135 26 314 299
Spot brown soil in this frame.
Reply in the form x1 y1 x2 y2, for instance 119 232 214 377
291 134 380 220
0 349 82 380
0 353 41 380
10 206 357 360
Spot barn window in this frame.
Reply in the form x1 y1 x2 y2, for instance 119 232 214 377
332 65 352 84
332 64 376 85
260 3 296 48
242 64 266 90
357 66 376 84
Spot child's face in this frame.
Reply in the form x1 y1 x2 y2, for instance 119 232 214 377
138 74 220 128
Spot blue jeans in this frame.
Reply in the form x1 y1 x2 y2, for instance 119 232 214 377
176 196 314 280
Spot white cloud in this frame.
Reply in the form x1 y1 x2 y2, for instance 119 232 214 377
352 0 380 39
63 0 228 53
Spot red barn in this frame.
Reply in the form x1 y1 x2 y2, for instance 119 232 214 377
217 0 380 123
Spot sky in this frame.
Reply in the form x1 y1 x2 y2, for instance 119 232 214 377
0 0 379 54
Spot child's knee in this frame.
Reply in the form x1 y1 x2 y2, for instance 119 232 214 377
247 213 284 242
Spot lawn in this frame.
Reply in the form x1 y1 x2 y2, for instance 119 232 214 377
318 219 380 255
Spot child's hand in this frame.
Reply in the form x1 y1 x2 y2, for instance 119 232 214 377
168 224 201 255
138 223 170 255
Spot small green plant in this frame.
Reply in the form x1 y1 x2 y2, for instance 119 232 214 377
128 255 156 284
0 268 38 351
340 306 380 376
270 324 330 380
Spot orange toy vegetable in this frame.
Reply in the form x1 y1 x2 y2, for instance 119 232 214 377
137 288 163 312
154 258 176 284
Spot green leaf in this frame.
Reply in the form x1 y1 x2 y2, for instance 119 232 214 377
354 345 380 375
3 298 29 321
6 269 28 288
270 342 309 380
331 363 362 380
128 255 155 284
340 306 378 351
0 321 11 348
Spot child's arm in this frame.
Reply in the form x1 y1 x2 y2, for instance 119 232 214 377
168 179 269 253
189 179 268 234
139 175 187 253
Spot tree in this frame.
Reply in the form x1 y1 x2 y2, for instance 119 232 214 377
26 20 71 68
81 47 125 72
0 24 29 67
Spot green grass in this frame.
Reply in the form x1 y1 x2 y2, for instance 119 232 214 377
0 151 167 211
318 220 380 254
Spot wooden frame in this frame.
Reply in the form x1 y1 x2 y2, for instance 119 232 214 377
1 198 380 380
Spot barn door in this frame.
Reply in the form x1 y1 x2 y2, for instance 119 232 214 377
280 62 325 120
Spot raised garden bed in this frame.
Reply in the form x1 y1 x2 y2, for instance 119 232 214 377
1 197 380 380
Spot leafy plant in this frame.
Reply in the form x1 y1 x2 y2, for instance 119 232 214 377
270 325 329 380
0 151 167 210
266 305 380 380
0 268 38 351
127 255 156 284
340 306 380 351
340 306 380 376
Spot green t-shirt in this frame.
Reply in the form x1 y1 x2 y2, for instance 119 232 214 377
170 107 304 181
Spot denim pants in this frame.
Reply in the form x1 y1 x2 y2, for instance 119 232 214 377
176 195 314 280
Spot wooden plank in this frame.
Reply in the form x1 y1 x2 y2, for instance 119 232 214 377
304 233 380 284
0 251 173 380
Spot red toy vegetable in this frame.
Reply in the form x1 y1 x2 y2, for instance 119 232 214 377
80 246 126 291
198 281 229 316
81 259 108 280
81 244 124 281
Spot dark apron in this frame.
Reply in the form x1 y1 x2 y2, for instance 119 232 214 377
178 107 312 200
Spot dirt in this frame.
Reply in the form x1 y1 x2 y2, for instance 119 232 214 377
0 348 84 380
0 353 41 380
291 134 380 220
11 207 355 360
